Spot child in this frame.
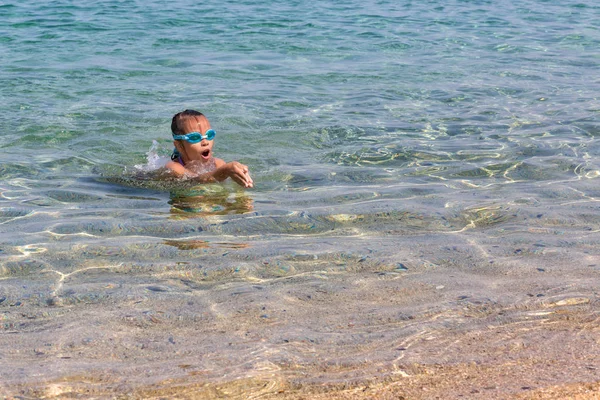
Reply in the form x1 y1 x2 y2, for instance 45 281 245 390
165 110 253 188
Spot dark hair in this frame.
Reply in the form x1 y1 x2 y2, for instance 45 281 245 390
171 109 205 135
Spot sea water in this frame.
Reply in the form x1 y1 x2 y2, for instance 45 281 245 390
1 0 599 396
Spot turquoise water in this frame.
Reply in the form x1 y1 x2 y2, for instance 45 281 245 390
1 0 600 395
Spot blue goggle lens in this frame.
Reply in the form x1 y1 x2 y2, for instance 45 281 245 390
173 129 216 143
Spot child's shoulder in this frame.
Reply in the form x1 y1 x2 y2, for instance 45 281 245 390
165 159 186 175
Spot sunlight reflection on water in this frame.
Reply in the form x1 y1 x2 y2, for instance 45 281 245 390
2 0 600 396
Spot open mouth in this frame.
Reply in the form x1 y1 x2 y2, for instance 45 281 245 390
201 149 211 159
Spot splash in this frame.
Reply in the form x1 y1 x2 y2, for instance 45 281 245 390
133 140 170 172
99 141 179 189
101 141 215 191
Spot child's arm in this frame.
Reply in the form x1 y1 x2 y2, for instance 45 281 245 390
165 159 253 188
210 158 253 188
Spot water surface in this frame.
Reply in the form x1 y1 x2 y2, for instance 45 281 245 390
1 0 600 396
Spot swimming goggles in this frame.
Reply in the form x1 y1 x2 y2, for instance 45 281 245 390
172 129 216 143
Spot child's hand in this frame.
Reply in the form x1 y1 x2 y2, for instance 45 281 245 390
225 161 253 188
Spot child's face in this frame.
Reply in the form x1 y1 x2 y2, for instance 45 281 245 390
174 115 215 164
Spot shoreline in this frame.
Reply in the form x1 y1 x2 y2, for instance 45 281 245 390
4 363 600 399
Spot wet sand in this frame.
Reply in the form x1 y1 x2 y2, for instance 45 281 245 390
2 239 599 399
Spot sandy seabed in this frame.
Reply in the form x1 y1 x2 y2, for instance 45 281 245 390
2 256 599 399
1 228 599 400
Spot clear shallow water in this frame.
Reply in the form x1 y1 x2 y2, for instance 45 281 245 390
1 0 600 395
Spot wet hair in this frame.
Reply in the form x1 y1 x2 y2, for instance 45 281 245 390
170 109 205 162
171 109 205 135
